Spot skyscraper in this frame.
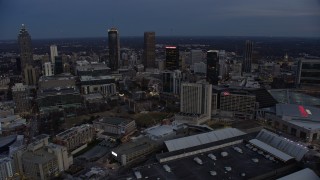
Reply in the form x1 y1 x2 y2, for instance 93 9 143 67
243 40 253 73
206 50 219 85
108 28 120 71
143 32 156 69
18 24 33 69
165 46 179 70
50 45 58 64
54 56 63 75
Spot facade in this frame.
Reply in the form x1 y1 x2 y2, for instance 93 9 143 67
18 24 33 70
76 61 111 76
219 91 256 120
193 62 206 74
180 82 212 116
206 50 219 85
243 40 253 73
16 135 72 180
44 62 54 76
80 76 116 96
143 32 156 68
23 64 38 86
108 28 120 71
178 82 212 124
12 83 31 114
93 117 136 135
55 124 95 152
38 74 76 90
165 46 179 70
37 87 82 116
296 58 320 87
50 45 58 63
54 56 63 75
191 49 203 64
0 157 14 180
161 70 182 94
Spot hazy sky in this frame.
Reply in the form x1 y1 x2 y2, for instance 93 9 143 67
1 0 320 39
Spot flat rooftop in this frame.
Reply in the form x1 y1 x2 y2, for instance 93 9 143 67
94 117 133 126
269 89 320 106
276 104 320 123
134 142 297 180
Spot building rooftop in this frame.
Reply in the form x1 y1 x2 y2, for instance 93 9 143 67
94 117 133 126
269 89 320 106
112 136 155 155
164 128 245 152
135 141 296 180
145 125 175 139
276 104 320 123
277 168 320 180
0 135 17 149
56 124 92 140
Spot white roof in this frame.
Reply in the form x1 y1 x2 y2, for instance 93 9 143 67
256 129 308 161
164 128 245 152
146 125 174 138
249 139 294 162
277 168 320 180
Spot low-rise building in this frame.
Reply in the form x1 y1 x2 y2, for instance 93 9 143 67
80 76 116 96
55 124 95 153
93 117 136 136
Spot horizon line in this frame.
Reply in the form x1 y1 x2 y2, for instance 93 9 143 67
1 35 320 41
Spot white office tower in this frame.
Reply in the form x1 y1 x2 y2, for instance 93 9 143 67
50 45 58 63
43 62 54 76
0 157 14 180
191 49 203 64
176 82 212 125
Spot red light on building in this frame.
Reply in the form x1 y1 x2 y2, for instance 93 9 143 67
223 92 230 96
298 105 308 117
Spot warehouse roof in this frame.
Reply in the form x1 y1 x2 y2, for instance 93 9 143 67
164 128 245 152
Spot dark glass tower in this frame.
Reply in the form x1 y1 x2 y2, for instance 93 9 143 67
243 40 253 73
54 56 63 75
207 50 219 85
18 24 33 69
108 28 120 71
143 32 156 69
165 46 179 70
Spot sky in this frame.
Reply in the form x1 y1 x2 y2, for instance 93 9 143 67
0 0 320 39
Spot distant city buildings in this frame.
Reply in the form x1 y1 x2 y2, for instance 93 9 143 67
161 70 182 95
108 28 120 71
165 46 179 70
143 32 156 69
43 62 54 76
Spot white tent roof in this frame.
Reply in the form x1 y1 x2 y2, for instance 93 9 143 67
249 139 294 162
165 128 245 152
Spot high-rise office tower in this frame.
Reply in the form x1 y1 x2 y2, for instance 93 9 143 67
50 45 58 64
243 40 253 73
54 56 63 75
207 50 219 85
191 49 203 64
18 24 33 69
165 46 179 70
162 70 182 94
143 32 156 69
44 62 54 76
180 82 212 117
108 28 120 71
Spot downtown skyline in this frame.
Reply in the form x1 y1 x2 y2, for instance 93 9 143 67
0 0 320 40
